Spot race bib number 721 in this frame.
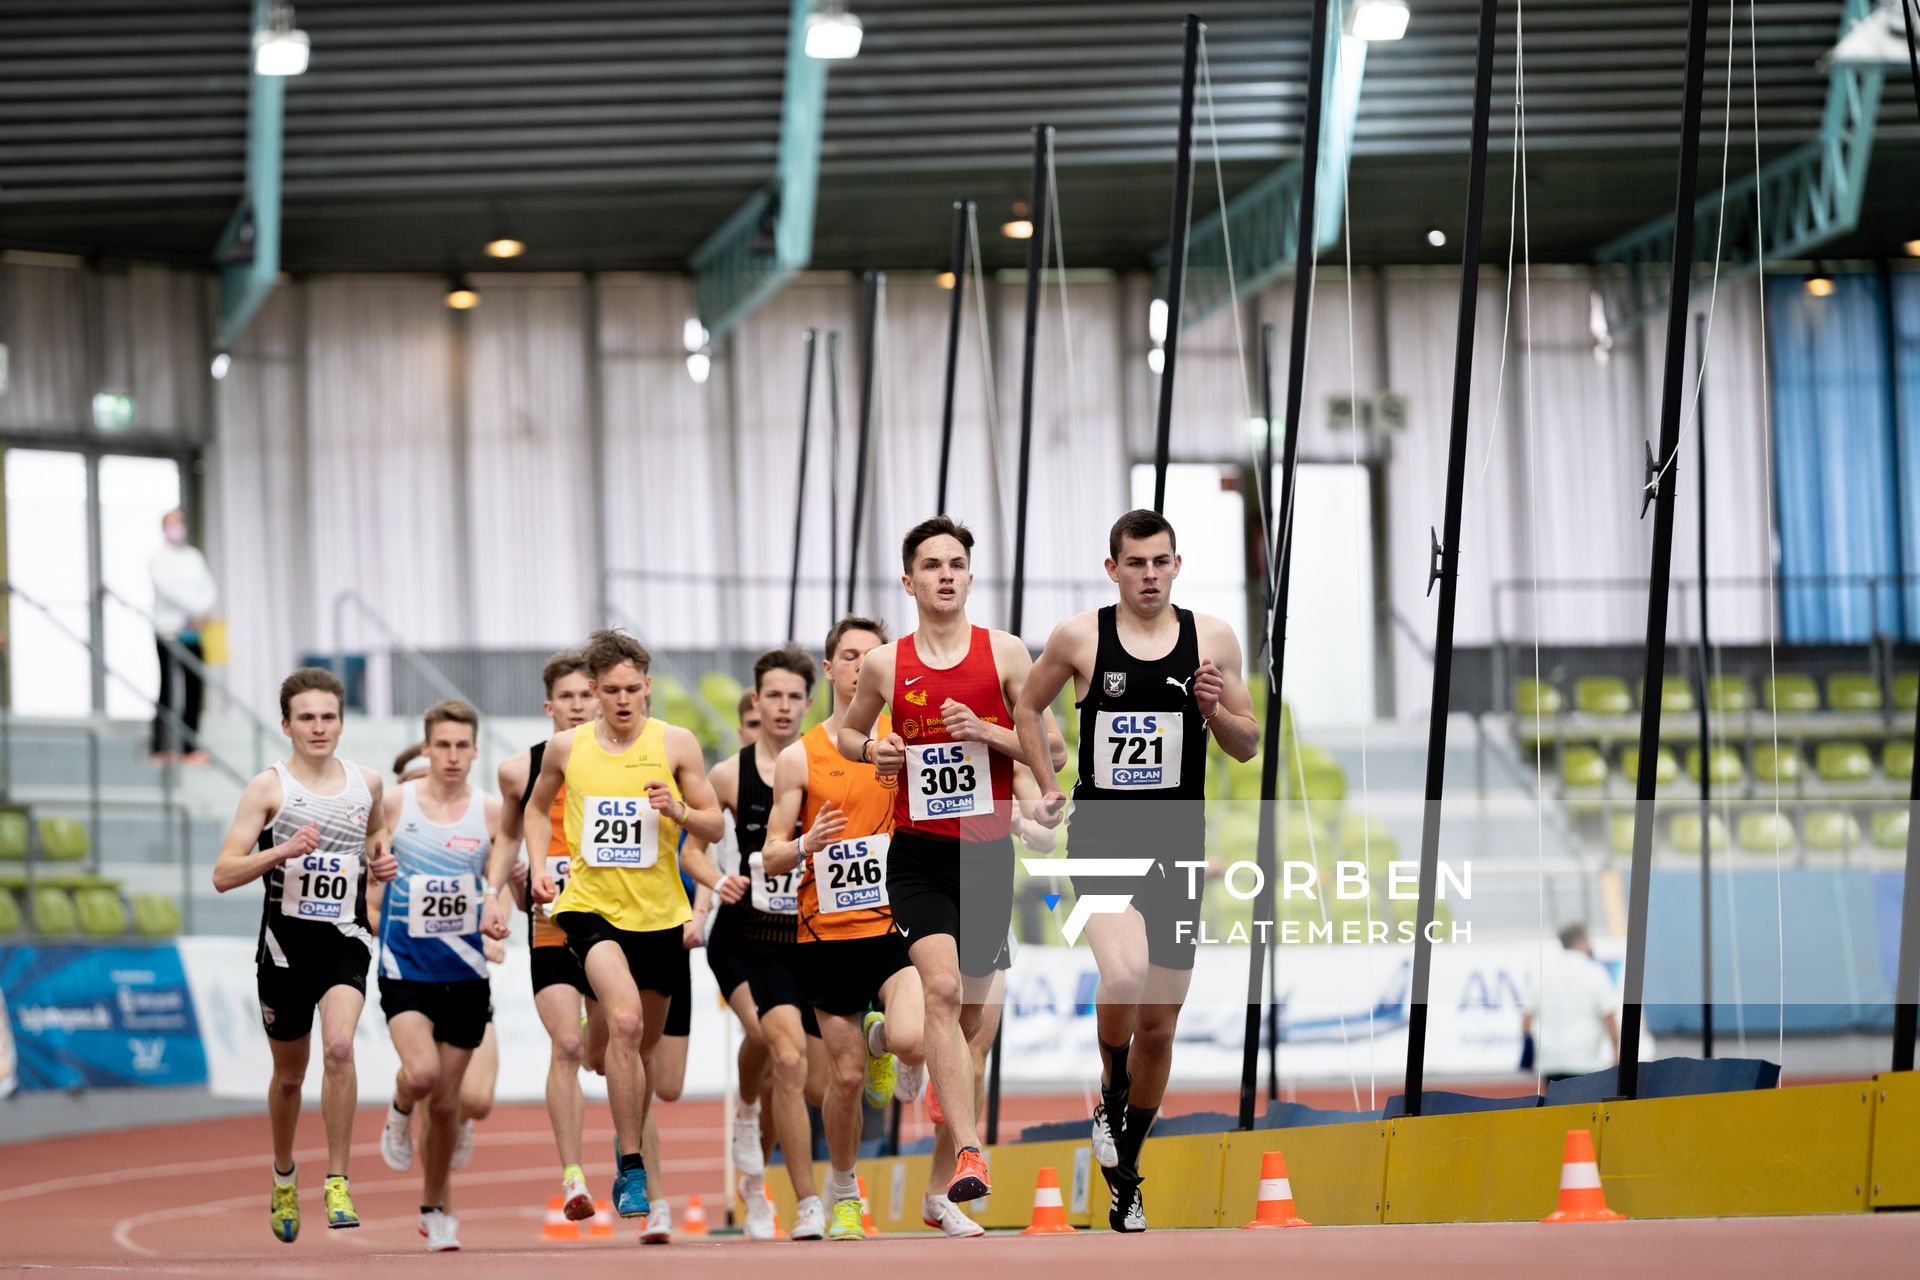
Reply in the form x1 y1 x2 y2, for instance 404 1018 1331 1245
581 796 659 869
1094 711 1182 790
281 853 361 921
906 741 990 822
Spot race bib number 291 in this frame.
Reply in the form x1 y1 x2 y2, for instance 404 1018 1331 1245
906 741 990 822
581 796 659 869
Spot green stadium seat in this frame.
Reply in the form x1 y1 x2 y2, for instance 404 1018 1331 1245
1815 741 1873 784
1736 811 1795 854
1641 676 1695 714
1750 743 1803 787
1609 814 1638 856
1223 758 1264 802
1871 809 1910 850
1804 810 1862 853
130 893 184 939
1895 672 1918 712
1514 679 1564 718
1560 745 1608 789
1885 740 1913 782
1685 745 1745 787
1825 673 1882 712
75 887 126 936
1295 745 1346 804
0 887 19 937
31 886 77 936
1763 674 1819 713
38 817 89 862
0 809 26 861
1622 746 1680 787
1575 676 1632 715
696 670 747 726
1707 676 1755 714
1669 811 1727 853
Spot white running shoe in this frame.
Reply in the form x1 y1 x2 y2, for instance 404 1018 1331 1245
640 1197 672 1244
1090 1100 1120 1169
789 1195 826 1241
449 1118 474 1171
380 1102 415 1173
895 1058 926 1103
742 1175 775 1241
422 1208 460 1252
731 1100 766 1178
921 1193 986 1238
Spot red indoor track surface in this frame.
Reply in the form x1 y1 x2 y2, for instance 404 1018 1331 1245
3 1095 1916 1277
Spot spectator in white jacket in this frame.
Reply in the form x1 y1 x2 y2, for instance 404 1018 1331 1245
148 508 217 763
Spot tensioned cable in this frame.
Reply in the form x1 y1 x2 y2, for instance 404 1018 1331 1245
1043 129 1084 461
966 206 1013 550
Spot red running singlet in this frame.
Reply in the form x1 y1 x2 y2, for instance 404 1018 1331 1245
891 626 1013 842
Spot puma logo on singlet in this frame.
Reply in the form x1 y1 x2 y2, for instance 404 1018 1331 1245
1167 675 1194 696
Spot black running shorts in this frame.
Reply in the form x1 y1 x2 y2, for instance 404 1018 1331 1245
556 911 685 998
662 942 691 1038
256 932 370 1043
531 942 592 997
378 975 493 1050
797 930 912 1017
887 830 1015 978
1067 805 1205 972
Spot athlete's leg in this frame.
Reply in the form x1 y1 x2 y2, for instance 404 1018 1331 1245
634 989 669 1137
583 996 608 1075
757 1004 818 1202
421 1042 475 1209
726 984 769 1104
652 1034 690 1103
912 932 978 1176
878 965 927 1068
582 941 650 1159
963 971 998 1123
387 1011 443 1115
458 1023 498 1124
266 1034 310 1173
816 1011 867 1204
1118 963 1193 1165
534 984 587 1166
804 1030 830 1111
316 985 364 1175
1083 908 1150 1082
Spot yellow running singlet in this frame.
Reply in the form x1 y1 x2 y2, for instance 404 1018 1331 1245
554 718 690 933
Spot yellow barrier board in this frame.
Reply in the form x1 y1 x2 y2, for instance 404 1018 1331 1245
1221 1120 1391 1226
1869 1072 1920 1210
1600 1084 1872 1217
1085 1133 1225 1231
1382 1103 1600 1223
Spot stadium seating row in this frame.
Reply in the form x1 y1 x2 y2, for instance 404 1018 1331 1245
1516 671 1916 718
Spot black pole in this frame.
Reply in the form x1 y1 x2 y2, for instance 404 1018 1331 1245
826 331 844 633
1695 313 1713 1059
847 272 883 616
1894 2 1920 1071
1237 0 1331 1133
1902 0 1919 127
1259 321 1278 603
1618 0 1713 1101
1152 14 1203 515
785 329 819 641
936 201 972 513
1399 0 1501 1118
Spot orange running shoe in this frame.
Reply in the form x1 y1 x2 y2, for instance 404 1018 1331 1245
946 1147 990 1203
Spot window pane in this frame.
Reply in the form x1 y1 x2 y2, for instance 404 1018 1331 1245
5 450 91 718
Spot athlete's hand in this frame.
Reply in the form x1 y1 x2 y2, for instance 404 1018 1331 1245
1012 811 1057 853
483 933 507 965
713 873 750 905
1032 789 1068 831
1193 659 1225 720
939 699 990 744
682 916 705 951
871 732 907 778
275 822 320 864
367 834 398 883
480 894 509 940
802 803 847 855
532 871 557 904
646 779 686 822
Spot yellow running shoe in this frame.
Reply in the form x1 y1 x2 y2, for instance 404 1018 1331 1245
828 1196 865 1241
269 1180 299 1243
324 1176 359 1229
861 1010 896 1107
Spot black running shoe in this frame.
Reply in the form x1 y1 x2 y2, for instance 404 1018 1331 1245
1105 1164 1146 1233
1091 1081 1128 1169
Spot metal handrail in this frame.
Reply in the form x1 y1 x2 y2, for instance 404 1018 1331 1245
98 582 278 773
330 589 517 763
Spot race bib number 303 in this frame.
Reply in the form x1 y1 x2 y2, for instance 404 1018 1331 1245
1094 711 1183 790
581 796 659 869
408 873 479 938
748 852 801 916
906 741 990 822
813 834 889 914
281 853 361 921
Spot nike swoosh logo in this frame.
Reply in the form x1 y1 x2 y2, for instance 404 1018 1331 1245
904 676 924 686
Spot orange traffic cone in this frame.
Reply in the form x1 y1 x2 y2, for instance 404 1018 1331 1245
765 1183 788 1239
1541 1129 1624 1223
857 1176 882 1236
1021 1166 1077 1235
681 1193 710 1236
587 1198 617 1239
1243 1150 1310 1228
541 1195 579 1242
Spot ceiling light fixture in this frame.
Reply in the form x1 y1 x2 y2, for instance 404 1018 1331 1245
687 350 713 384
1426 227 1447 248
1348 0 1411 43
1147 347 1166 375
1001 219 1034 240
683 318 709 352
1804 263 1835 298
253 1 311 76
1905 239 1920 258
445 277 481 310
935 271 956 290
1148 298 1169 345
484 238 525 259
210 352 232 381
804 1 864 60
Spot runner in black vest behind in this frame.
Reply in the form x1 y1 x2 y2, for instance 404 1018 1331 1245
1016 509 1259 1233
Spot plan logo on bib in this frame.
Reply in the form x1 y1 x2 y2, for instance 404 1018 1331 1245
1020 857 1155 942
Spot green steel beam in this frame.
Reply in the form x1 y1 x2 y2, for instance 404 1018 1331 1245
1152 19 1365 328
691 0 829 342
1594 0 1883 334
214 0 285 351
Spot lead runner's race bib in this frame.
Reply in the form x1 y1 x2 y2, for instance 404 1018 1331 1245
407 873 479 938
540 853 571 918
280 853 361 921
580 796 659 869
748 851 801 915
906 741 990 822
1094 711 1184 791
813 834 890 914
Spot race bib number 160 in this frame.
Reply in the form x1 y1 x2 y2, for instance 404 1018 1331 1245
281 853 361 921
581 796 659 869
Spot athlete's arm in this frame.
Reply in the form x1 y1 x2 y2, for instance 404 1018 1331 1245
1009 763 1058 853
1195 614 1260 763
1015 613 1093 826
526 732 571 903
663 725 725 844
478 791 508 939
835 643 902 774
364 769 397 883
366 780 403 926
484 751 529 896
762 740 834 876
210 770 300 892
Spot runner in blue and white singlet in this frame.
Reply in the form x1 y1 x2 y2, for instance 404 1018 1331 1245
379 781 491 984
